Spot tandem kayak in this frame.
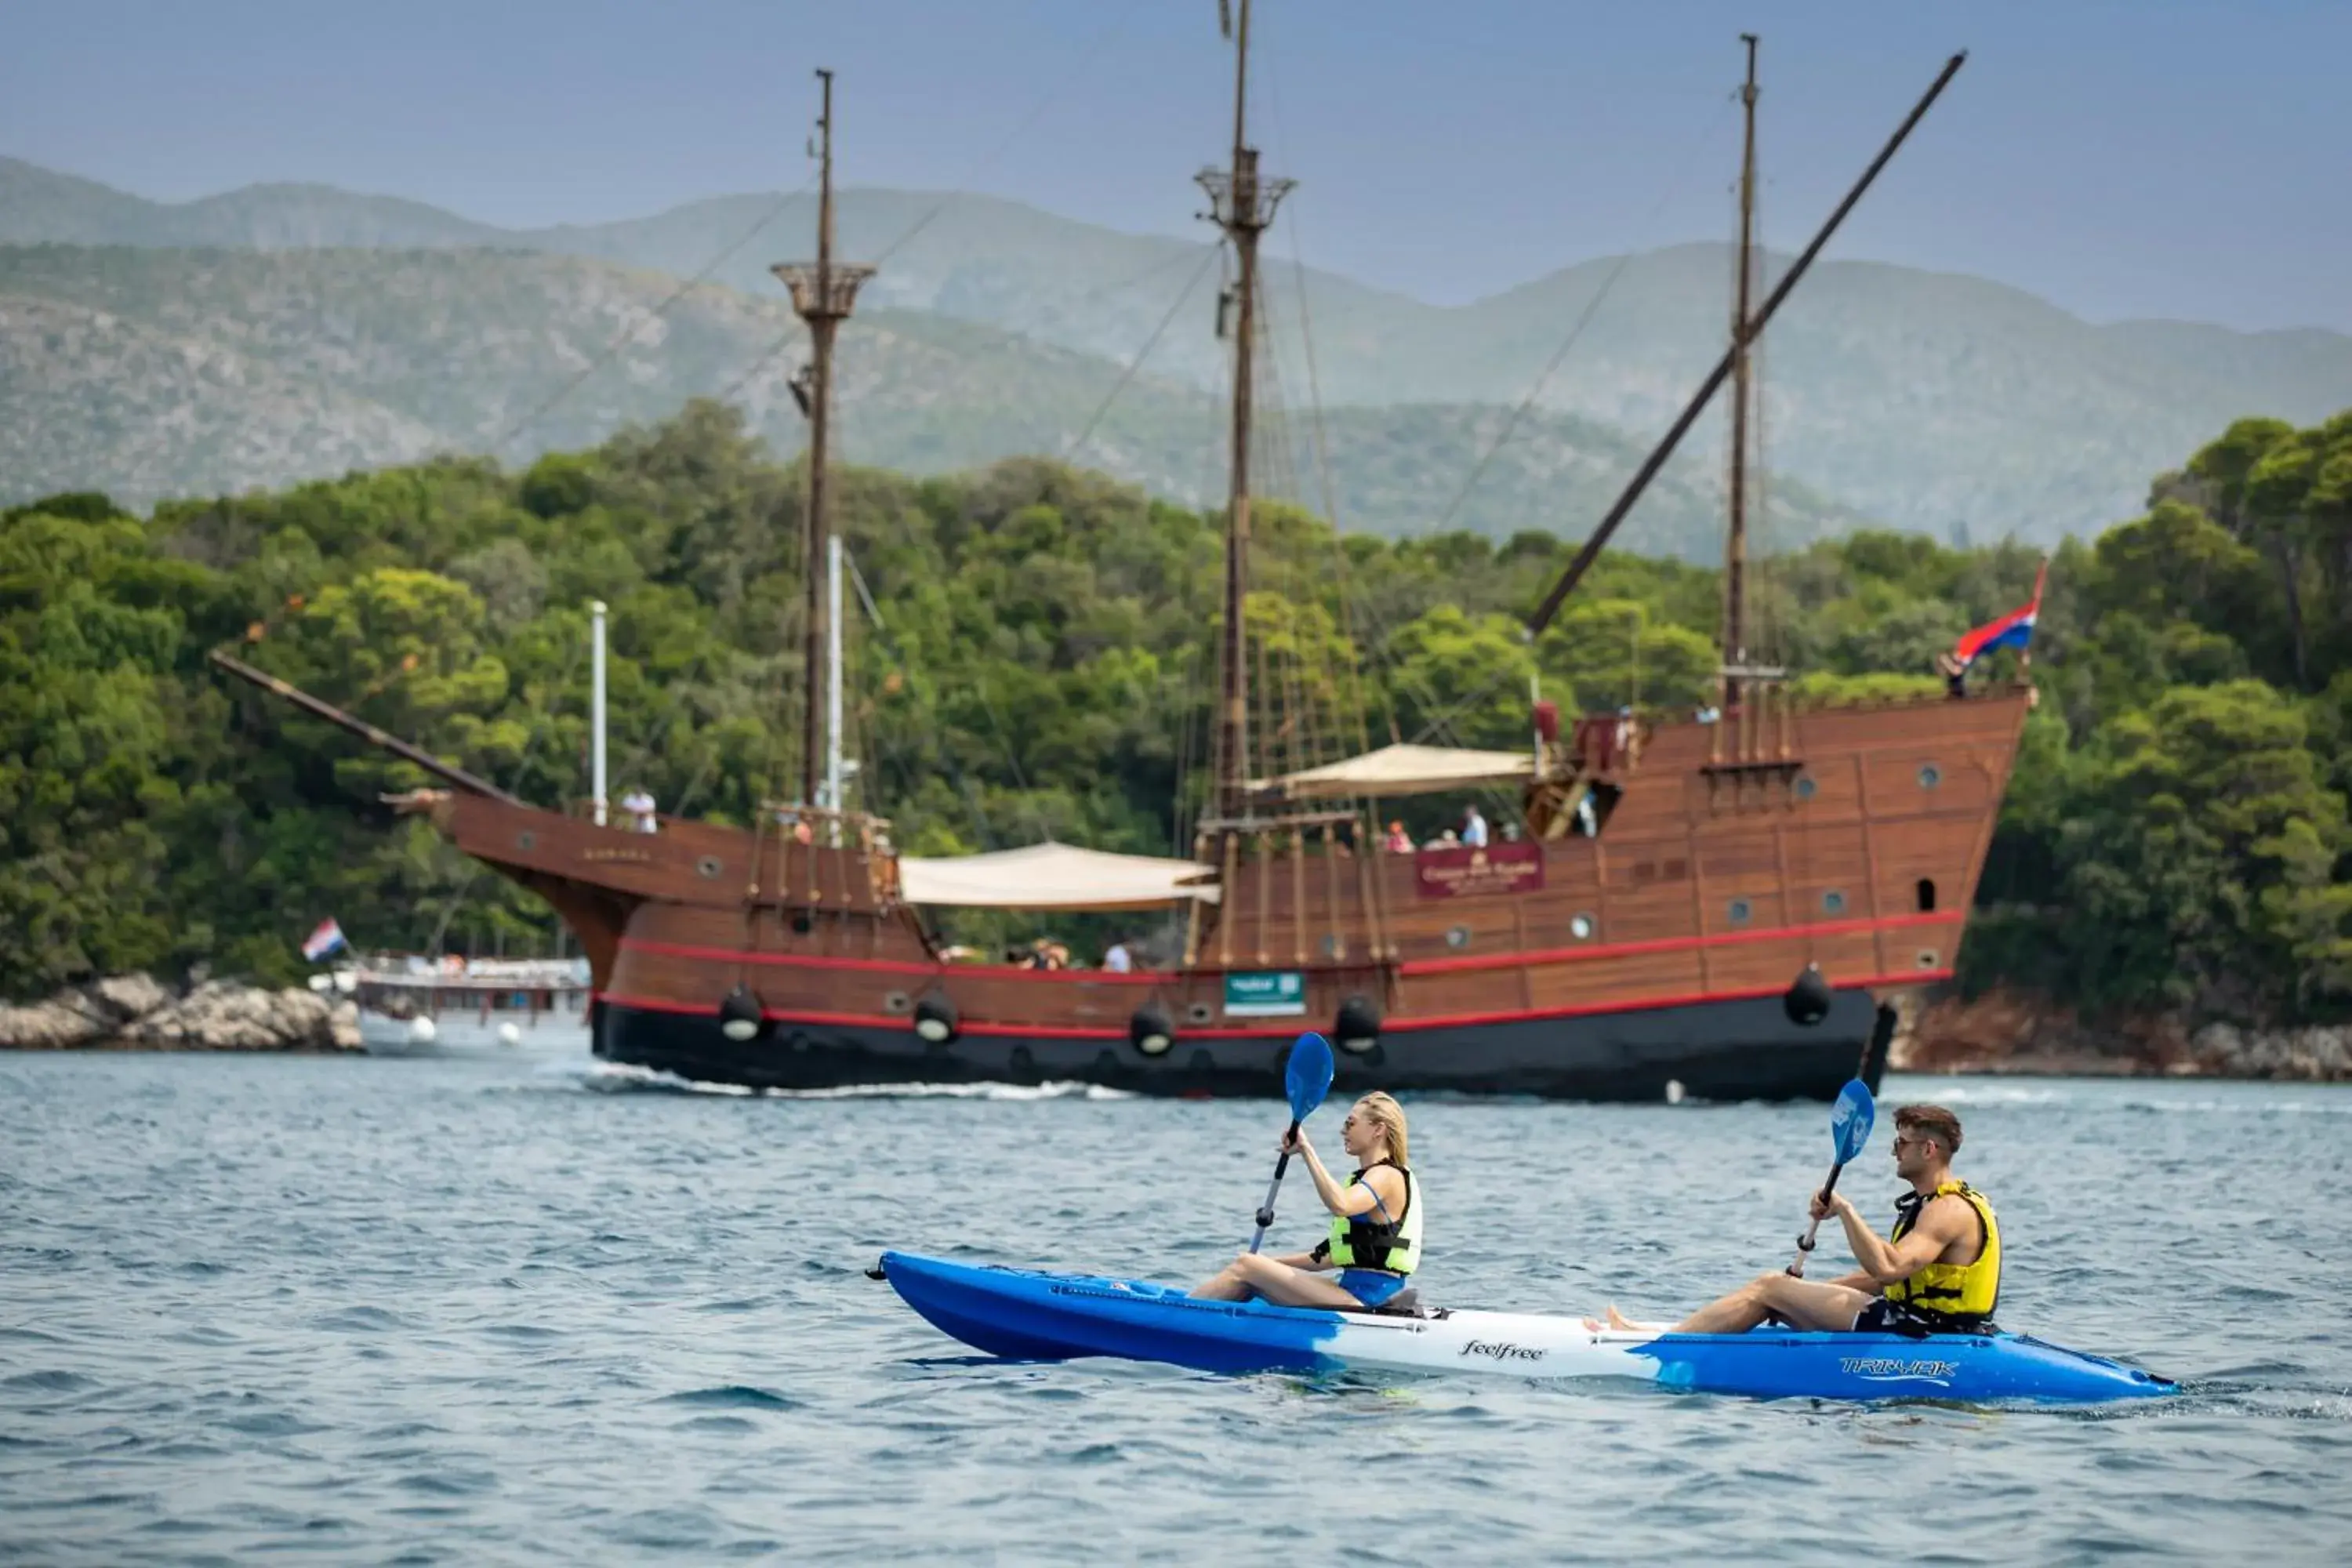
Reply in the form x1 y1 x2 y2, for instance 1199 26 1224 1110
876 1252 2176 1405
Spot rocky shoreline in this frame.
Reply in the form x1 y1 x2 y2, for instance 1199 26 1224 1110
1900 986 2352 1083
0 973 362 1053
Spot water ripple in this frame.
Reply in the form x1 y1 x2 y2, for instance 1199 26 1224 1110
2 1053 2344 1563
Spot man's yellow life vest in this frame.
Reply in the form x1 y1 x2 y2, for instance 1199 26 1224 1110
1882 1179 2000 1330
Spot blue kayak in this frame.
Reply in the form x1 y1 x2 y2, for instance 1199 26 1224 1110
878 1251 2176 1405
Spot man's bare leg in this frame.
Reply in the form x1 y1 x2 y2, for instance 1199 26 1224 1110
1669 1272 1875 1334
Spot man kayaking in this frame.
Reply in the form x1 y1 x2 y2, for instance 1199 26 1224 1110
1595 1103 2000 1335
1191 1091 1421 1309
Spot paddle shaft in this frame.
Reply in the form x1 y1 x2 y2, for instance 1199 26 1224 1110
1248 1120 1303 1254
1786 1160 1851 1278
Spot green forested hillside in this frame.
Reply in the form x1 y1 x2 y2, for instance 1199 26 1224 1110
4 401 2349 1027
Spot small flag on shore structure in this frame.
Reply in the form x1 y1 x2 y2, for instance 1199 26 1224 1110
1951 557 2049 671
301 918 347 961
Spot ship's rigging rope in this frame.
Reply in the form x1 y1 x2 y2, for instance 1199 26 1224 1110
1414 102 1742 543
1283 211 1382 760
490 168 821 457
867 0 1145 269
714 238 1220 426
835 551 1004 854
710 7 1160 418
419 632 589 956
1193 53 1751 825
1318 90 1747 757
1058 245 1223 463
500 0 1142 449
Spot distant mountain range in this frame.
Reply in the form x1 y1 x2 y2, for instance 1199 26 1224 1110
0 244 1870 561
6 156 2350 546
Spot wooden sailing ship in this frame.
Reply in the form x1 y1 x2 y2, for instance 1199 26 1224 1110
216 18 2025 1102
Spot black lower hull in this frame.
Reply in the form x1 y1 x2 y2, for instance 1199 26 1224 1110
593 993 1895 1103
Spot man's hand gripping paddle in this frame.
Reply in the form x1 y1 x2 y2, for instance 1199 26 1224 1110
1788 1077 1875 1278
1247 1032 1337 1254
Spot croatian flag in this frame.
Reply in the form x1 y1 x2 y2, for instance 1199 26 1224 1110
301 918 347 962
1952 558 2049 670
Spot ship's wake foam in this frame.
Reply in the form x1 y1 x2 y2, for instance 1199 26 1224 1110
551 1060 1135 1101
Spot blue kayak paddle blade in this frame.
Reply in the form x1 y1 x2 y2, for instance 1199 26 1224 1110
1830 1077 1875 1163
1286 1031 1336 1122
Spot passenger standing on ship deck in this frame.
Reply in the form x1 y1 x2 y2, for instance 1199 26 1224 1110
1102 939 1132 973
1461 805 1489 848
1190 1093 1422 1310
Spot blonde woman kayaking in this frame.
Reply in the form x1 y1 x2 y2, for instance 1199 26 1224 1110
1191 1091 1422 1309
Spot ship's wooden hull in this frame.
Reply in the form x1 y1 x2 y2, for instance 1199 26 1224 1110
430 690 2028 1102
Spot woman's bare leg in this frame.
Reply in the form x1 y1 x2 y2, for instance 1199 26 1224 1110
1189 1251 1362 1307
1243 1261 1366 1308
1190 1254 1252 1299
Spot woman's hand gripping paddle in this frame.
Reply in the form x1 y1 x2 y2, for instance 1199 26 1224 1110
1247 1032 1337 1254
1787 1077 1875 1278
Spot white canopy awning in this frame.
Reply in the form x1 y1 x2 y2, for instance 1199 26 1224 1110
898 842 1219 910
1259 742 1534 801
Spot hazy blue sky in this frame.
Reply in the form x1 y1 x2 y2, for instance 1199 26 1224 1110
4 0 2344 330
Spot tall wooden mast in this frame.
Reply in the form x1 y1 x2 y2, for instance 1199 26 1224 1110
772 69 874 811
1198 0 1292 825
1724 33 1760 695
1717 32 1774 767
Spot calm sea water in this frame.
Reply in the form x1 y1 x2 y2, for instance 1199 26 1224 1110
3 1051 2347 1564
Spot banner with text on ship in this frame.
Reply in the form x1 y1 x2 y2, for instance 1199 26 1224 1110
1414 841 1544 900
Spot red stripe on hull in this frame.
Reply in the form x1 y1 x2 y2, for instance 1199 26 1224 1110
617 937 1177 983
617 909 1962 983
1396 910 1962 976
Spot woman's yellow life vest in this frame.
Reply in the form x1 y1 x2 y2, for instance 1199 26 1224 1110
1319 1162 1420 1275
1882 1179 2000 1329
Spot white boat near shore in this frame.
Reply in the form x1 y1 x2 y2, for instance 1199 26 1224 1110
325 956 593 1058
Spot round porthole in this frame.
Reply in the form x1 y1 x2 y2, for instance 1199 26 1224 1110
696 855 724 879
883 990 912 1015
1728 898 1752 925
1570 914 1595 941
1918 764 1942 789
1445 925 1471 950
1794 775 1817 801
1822 890 1847 916
1916 949 1940 970
789 913 812 935
516 830 536 851
1185 1001 1214 1025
